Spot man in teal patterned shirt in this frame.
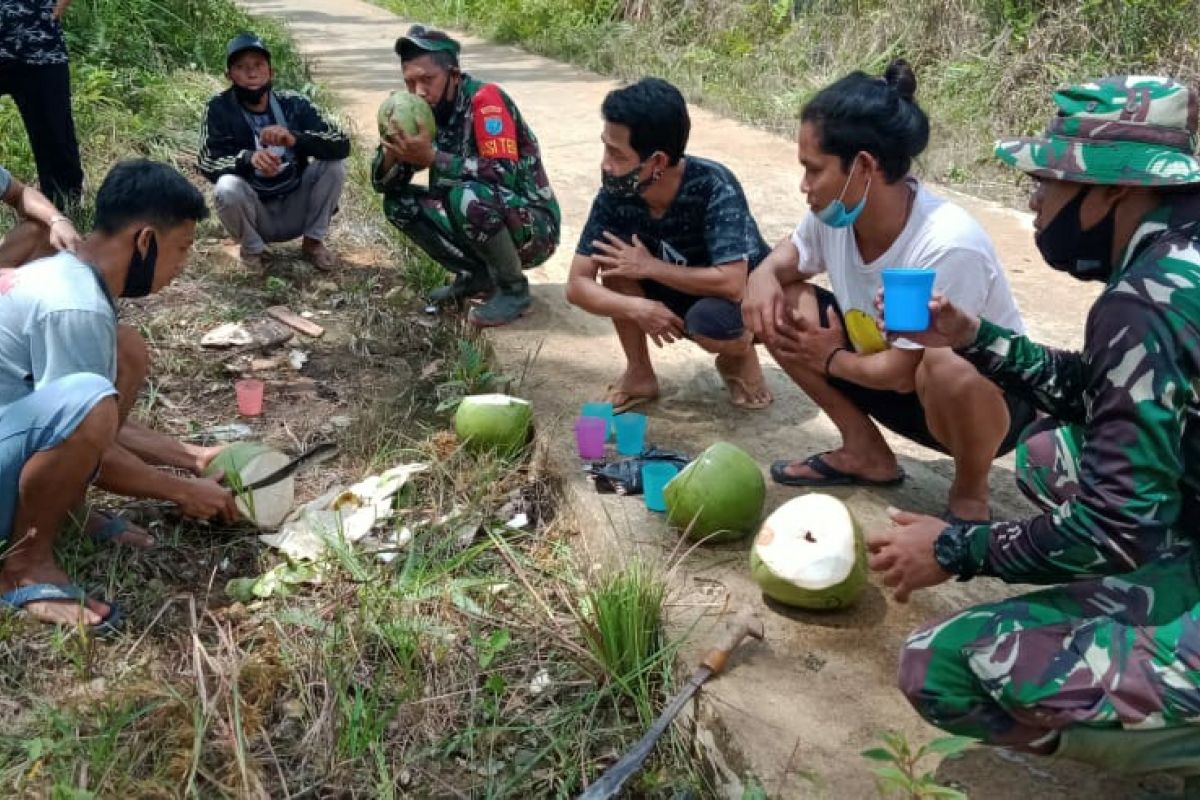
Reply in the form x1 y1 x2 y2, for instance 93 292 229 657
868 76 1200 782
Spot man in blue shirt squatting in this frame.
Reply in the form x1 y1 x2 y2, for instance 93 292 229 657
566 78 773 412
0 160 239 634
869 77 1200 785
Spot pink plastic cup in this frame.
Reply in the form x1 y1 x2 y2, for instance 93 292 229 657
574 416 607 460
235 379 265 417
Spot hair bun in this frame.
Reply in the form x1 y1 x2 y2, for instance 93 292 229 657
884 59 917 101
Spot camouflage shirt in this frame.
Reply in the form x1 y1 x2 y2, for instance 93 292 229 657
0 0 67 65
372 74 560 232
960 192 1200 584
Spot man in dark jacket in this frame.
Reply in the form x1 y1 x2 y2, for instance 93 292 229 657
198 33 350 270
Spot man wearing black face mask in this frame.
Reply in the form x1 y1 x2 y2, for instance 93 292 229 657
199 33 350 271
865 77 1200 784
565 78 772 412
0 160 240 634
373 25 560 327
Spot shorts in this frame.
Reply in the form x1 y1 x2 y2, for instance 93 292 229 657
642 279 744 341
814 287 1035 455
0 373 116 544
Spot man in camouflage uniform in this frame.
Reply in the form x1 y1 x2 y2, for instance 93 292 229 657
866 76 1200 782
373 25 560 327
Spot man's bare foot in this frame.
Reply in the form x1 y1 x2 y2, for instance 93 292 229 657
0 563 110 627
80 510 155 549
605 368 659 413
715 352 772 409
775 447 901 483
302 238 338 272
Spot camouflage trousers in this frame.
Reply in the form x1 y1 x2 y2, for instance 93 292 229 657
899 417 1200 747
383 180 557 277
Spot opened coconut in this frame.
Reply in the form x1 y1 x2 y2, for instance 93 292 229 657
664 442 765 543
204 442 295 528
750 493 866 610
454 394 533 457
377 90 437 138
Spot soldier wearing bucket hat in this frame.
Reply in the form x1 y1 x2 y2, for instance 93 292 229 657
372 24 560 327
867 76 1200 785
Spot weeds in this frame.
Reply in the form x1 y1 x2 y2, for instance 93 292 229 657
372 0 1199 205
862 731 974 799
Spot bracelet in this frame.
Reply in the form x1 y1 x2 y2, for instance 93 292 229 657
47 215 71 227
823 346 847 378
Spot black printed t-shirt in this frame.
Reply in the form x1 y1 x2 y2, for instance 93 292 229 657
576 156 769 280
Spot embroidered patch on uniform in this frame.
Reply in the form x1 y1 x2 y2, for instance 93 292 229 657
472 84 519 161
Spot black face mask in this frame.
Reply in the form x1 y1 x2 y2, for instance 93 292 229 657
234 81 272 106
433 73 459 126
122 231 158 299
1035 187 1117 282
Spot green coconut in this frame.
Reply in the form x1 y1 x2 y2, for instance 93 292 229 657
377 90 437 139
204 442 295 529
454 394 534 457
663 442 765 543
750 493 866 610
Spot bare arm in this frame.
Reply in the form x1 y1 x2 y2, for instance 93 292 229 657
97 442 240 522
565 253 686 347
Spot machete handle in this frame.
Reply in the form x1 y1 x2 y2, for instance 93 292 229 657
700 612 764 676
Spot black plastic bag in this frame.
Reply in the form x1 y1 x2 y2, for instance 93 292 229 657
583 447 691 495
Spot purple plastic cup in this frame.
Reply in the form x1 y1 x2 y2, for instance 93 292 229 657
574 416 607 459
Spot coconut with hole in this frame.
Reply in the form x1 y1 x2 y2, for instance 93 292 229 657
377 91 437 139
750 493 866 610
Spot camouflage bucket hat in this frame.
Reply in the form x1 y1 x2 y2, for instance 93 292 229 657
395 24 461 62
995 76 1200 186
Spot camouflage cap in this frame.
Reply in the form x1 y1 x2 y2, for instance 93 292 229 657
394 24 461 63
995 76 1200 186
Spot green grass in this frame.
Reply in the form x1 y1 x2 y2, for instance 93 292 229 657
372 0 1200 205
0 1 710 795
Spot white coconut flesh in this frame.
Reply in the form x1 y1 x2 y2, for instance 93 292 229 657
208 445 296 529
756 494 856 590
467 394 529 410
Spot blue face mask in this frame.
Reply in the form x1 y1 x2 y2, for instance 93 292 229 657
815 158 871 228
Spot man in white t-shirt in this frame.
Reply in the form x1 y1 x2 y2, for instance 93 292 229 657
744 64 1033 522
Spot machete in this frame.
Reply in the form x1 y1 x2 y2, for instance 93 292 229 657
579 612 765 800
241 441 339 491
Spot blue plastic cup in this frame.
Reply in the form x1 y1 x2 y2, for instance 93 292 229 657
881 268 937 333
642 461 679 512
613 412 647 456
580 401 615 442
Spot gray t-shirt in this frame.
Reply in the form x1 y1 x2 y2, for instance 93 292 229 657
0 252 117 411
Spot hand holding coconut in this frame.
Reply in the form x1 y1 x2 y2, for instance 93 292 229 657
866 507 952 603
874 289 980 350
381 119 436 170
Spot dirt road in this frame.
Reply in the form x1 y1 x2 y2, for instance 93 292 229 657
238 0 1120 795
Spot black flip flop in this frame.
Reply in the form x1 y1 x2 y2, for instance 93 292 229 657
770 452 906 488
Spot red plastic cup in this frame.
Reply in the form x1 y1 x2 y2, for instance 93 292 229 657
574 416 607 460
235 379 265 417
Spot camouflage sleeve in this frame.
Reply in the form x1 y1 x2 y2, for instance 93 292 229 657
961 317 1089 423
370 145 415 195
431 86 528 193
964 293 1191 584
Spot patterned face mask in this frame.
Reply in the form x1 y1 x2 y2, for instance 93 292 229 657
601 159 658 199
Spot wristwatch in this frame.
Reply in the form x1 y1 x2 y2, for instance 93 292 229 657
933 523 979 581
47 214 71 227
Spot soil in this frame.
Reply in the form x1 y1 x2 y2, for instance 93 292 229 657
237 0 1141 796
